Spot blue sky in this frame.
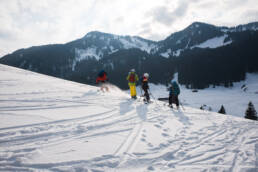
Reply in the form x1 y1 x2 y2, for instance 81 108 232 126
0 0 258 57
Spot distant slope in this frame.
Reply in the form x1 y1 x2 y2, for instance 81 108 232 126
0 64 257 171
147 72 258 118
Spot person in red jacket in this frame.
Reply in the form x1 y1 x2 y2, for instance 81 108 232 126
96 70 109 92
141 73 150 103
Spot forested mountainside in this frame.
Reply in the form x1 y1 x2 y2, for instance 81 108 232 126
1 21 258 89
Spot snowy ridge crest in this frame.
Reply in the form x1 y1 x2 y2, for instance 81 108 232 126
220 22 258 33
83 31 157 54
158 21 258 58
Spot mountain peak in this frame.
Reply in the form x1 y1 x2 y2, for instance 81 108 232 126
185 22 217 31
190 21 211 26
83 31 115 39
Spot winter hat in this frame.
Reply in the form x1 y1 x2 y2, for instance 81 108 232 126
171 79 176 84
144 73 149 78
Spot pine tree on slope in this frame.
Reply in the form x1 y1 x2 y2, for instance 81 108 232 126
245 101 258 121
218 105 226 114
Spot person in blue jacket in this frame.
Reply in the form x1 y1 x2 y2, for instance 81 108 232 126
168 80 180 109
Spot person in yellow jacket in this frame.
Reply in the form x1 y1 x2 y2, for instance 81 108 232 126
127 69 139 99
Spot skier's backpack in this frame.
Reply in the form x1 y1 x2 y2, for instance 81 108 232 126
98 70 105 77
129 73 135 82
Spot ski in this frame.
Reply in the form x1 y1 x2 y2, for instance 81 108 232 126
158 97 169 102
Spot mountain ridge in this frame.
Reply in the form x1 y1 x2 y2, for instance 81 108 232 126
1 21 258 89
3 21 258 58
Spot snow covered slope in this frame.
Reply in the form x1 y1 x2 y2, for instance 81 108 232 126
0 64 257 172
149 73 258 118
191 34 232 49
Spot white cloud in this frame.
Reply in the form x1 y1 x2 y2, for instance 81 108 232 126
0 0 257 57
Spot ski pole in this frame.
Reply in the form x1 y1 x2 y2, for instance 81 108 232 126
140 87 143 97
149 91 164 110
149 90 158 104
179 99 185 111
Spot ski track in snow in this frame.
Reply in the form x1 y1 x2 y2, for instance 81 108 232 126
0 64 258 172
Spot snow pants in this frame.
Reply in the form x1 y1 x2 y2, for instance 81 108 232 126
143 88 150 102
169 94 179 107
129 85 137 98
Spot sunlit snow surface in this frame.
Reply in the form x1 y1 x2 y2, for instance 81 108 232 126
191 35 232 49
0 64 257 172
147 74 258 118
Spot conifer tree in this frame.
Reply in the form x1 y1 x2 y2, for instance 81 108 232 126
229 81 233 87
245 101 258 120
218 105 226 114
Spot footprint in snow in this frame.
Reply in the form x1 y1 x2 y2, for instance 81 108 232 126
162 152 175 161
141 138 146 142
177 151 186 157
91 168 104 172
162 133 170 137
160 121 166 125
147 143 154 147
168 163 175 168
163 128 169 132
186 136 198 140
147 166 155 171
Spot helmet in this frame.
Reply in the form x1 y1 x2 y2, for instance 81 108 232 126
171 79 176 84
131 69 135 72
144 73 149 78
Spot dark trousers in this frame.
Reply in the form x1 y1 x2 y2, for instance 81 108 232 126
143 88 150 102
169 95 179 107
